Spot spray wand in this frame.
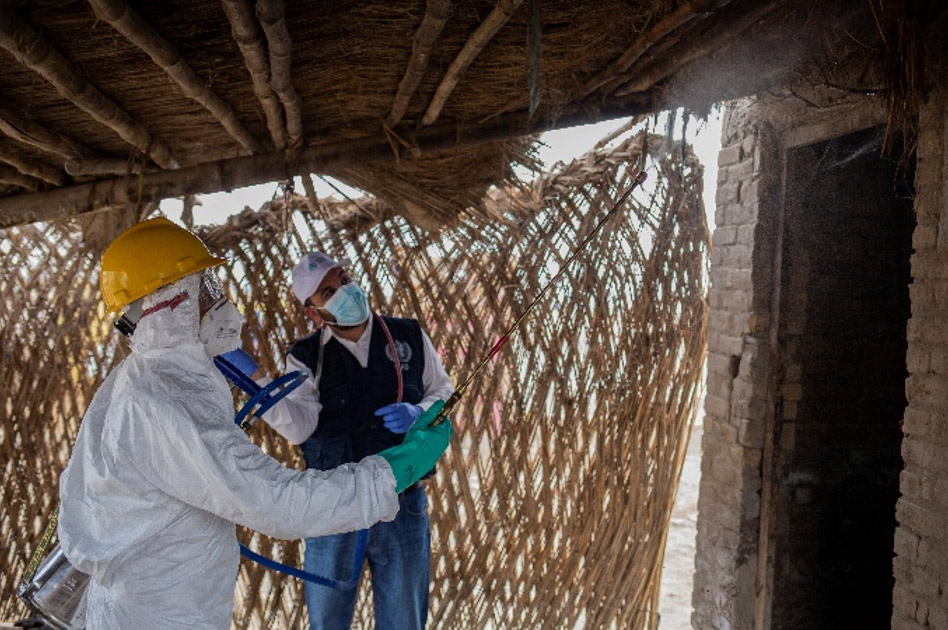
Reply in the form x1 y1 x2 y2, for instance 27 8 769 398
429 170 648 427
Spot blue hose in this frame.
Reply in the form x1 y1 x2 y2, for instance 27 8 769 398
214 356 368 589
238 529 368 590
234 371 307 428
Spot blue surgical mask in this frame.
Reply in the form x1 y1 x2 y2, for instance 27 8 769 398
321 282 370 326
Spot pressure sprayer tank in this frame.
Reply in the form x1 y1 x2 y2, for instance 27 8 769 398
17 544 89 630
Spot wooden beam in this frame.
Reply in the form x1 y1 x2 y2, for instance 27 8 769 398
386 0 453 128
64 158 150 176
0 91 655 227
0 104 98 162
300 171 322 216
599 21 692 96
0 165 42 191
88 0 261 154
578 1 708 99
0 140 68 186
221 0 286 150
257 0 303 149
614 1 780 97
0 8 176 168
420 0 524 126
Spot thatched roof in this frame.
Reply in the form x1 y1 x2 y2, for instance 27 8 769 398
0 0 912 229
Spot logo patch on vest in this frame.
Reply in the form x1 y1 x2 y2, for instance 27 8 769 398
385 339 413 370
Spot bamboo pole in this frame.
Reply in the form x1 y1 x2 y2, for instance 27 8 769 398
0 164 41 191
0 91 654 228
221 0 286 151
420 0 524 126
300 172 322 217
386 0 453 128
64 158 149 176
600 27 690 97
257 0 303 149
578 0 708 99
87 0 261 154
614 1 779 97
0 7 176 168
0 104 96 162
0 141 68 186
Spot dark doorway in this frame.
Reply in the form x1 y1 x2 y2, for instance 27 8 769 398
770 126 913 628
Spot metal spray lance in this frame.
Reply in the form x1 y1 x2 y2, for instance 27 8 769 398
430 170 648 426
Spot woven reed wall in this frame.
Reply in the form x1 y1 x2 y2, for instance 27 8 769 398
0 131 707 629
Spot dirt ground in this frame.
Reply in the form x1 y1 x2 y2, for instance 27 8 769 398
657 416 703 629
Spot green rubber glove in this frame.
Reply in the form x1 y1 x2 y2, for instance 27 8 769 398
378 401 453 493
407 399 447 433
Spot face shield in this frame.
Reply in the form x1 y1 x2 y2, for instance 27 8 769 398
198 268 226 316
198 269 244 357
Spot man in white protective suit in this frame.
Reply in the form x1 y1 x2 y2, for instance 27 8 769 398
57 217 452 630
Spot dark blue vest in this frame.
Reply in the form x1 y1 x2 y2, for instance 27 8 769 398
291 316 426 471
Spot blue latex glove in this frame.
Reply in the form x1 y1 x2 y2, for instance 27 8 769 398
218 348 258 376
374 402 423 434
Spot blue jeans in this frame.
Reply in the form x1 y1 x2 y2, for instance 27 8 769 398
304 485 430 630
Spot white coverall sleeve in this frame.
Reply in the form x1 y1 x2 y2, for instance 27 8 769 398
257 352 322 445
119 398 398 541
418 330 455 410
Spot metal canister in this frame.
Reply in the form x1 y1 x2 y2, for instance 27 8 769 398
17 544 88 630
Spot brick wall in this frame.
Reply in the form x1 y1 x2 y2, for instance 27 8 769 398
892 84 948 630
692 101 773 630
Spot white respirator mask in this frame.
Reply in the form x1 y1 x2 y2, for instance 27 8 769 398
199 298 244 358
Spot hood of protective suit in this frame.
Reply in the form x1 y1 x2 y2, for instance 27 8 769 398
58 275 398 630
131 274 206 361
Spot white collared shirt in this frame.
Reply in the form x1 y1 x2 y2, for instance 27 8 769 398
259 316 454 445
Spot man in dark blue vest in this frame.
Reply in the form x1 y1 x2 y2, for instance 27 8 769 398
258 251 454 630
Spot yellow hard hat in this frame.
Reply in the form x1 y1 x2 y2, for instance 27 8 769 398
100 217 226 312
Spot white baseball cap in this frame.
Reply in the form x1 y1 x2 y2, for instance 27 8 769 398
291 252 350 304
